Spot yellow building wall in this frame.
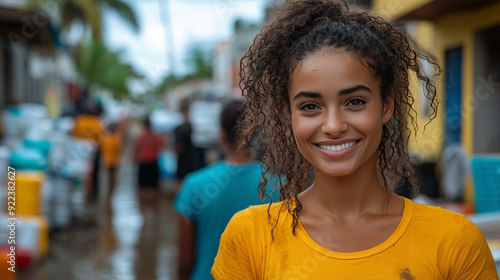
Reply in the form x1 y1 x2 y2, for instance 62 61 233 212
372 1 500 205
407 21 444 162
372 0 433 20
433 3 500 204
434 2 500 155
375 0 500 157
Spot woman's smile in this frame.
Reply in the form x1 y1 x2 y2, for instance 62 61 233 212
317 140 359 152
315 139 361 161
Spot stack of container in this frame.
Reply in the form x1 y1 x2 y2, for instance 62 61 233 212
9 148 49 269
7 109 52 268
1 103 108 273
471 155 500 213
0 103 102 274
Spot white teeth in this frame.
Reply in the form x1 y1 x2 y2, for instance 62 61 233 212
319 141 357 152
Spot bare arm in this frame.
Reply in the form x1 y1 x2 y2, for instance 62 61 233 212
178 214 195 280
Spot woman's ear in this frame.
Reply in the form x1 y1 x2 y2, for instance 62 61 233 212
382 89 395 124
219 129 228 144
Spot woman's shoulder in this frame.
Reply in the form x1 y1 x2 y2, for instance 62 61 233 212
232 200 287 221
410 199 467 223
226 200 290 232
408 199 481 237
408 200 498 278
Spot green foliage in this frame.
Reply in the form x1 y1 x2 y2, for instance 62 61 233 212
189 48 213 79
76 39 141 99
150 47 213 96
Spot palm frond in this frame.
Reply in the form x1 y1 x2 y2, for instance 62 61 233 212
76 39 140 99
74 0 103 40
99 0 140 32
22 0 56 11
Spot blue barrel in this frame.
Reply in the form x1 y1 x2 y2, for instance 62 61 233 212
9 148 47 171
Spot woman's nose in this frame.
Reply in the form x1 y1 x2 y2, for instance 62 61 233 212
321 109 348 136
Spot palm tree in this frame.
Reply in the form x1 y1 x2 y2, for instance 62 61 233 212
76 39 142 99
25 0 139 41
150 47 214 96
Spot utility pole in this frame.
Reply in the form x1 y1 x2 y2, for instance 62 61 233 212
159 0 176 81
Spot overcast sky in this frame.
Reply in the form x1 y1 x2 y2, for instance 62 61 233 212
104 0 267 85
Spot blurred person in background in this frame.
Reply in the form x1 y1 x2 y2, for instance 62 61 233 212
134 117 165 221
101 123 122 207
73 103 104 202
174 98 198 189
174 99 278 280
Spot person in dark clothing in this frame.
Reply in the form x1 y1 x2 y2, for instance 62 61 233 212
174 99 198 188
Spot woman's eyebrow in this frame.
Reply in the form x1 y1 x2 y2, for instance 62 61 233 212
293 85 371 100
293 91 322 100
338 85 372 96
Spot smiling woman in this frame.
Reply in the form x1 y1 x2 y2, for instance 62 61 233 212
211 0 499 279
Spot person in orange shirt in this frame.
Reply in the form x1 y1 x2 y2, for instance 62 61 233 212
73 106 104 202
134 117 165 220
101 123 122 205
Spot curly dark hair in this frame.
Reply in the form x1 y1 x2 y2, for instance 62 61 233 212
238 0 440 234
220 99 246 146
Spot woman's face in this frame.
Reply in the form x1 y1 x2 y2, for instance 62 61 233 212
288 49 393 178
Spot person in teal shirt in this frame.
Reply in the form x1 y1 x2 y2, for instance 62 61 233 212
174 99 278 280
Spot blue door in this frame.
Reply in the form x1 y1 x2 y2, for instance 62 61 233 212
444 47 463 145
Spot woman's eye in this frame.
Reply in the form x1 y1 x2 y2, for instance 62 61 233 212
348 99 365 106
300 103 319 111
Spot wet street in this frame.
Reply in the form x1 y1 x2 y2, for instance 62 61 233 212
17 144 179 280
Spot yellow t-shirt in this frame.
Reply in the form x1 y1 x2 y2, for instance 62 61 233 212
73 114 103 143
101 133 121 167
212 197 498 280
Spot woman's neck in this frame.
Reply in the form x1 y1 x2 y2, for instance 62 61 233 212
299 157 393 219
